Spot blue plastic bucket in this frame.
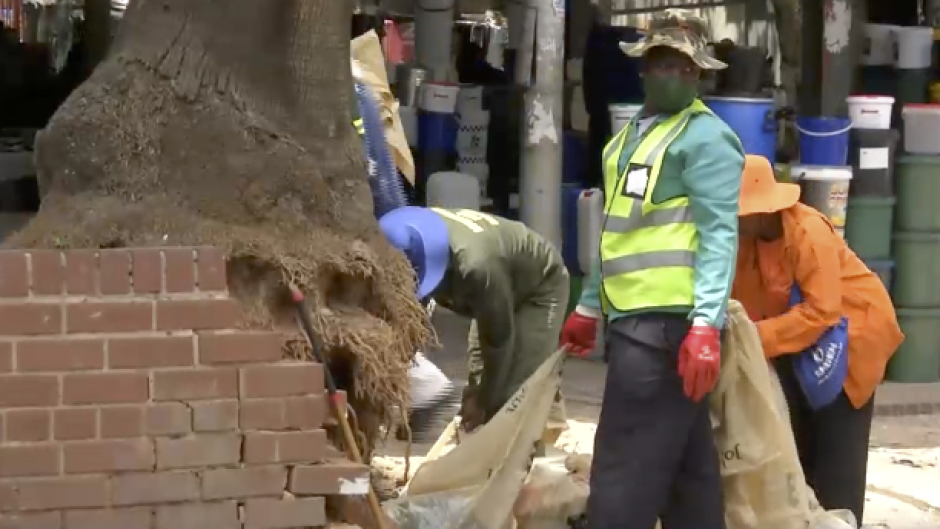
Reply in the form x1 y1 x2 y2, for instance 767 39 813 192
561 184 583 272
563 132 586 185
418 111 458 153
703 97 777 161
796 116 853 166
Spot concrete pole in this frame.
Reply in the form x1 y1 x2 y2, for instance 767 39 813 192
516 0 565 248
414 0 456 82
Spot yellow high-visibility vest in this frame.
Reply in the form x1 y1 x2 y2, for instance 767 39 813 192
599 99 712 314
353 117 365 135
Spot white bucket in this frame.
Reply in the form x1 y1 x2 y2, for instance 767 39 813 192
426 171 481 211
456 117 489 158
609 104 642 133
457 158 489 200
457 85 484 116
895 26 933 69
901 104 940 154
862 24 898 66
846 95 895 129
419 82 460 114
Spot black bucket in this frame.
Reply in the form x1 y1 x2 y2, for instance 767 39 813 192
848 128 900 197
713 45 772 96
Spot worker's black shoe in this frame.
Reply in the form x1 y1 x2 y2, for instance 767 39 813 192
397 388 461 443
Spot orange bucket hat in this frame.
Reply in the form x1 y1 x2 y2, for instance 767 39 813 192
738 155 801 216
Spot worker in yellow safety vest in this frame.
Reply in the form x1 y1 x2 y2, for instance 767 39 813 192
559 9 745 528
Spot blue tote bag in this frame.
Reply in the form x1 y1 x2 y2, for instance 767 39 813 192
788 284 849 410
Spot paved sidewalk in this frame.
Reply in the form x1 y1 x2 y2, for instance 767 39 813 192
407 310 940 528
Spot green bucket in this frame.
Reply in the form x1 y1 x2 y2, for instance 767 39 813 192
892 232 940 306
896 155 940 231
845 196 895 260
887 308 940 383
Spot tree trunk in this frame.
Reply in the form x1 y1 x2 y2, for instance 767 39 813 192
13 0 431 452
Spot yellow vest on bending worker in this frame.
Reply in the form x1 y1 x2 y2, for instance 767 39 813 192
600 99 713 314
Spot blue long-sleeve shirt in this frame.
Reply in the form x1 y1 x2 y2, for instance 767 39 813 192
578 110 744 328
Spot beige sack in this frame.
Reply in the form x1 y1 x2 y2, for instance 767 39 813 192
350 30 416 184
384 349 566 529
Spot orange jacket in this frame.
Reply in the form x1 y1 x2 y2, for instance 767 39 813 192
731 203 904 408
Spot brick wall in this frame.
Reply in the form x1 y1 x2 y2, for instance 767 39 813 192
0 248 369 529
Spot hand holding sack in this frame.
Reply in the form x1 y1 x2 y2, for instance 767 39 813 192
677 324 721 401
560 308 599 357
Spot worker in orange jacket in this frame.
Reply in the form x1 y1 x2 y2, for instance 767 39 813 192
732 155 904 524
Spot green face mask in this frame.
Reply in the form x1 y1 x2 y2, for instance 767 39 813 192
643 74 698 114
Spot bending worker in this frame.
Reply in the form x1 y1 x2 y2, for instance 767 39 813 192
379 206 570 441
733 155 903 524
560 10 744 528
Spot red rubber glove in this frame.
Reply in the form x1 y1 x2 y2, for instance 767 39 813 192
560 309 599 357
677 324 721 402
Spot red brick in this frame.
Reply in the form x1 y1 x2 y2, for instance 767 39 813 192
243 430 328 464
196 248 227 291
240 396 326 431
243 497 325 529
63 372 149 405
112 471 199 506
146 403 192 436
152 368 237 401
155 433 241 469
155 298 240 331
98 250 130 295
17 339 105 372
131 249 162 294
0 374 59 408
65 250 98 295
0 251 28 297
0 511 62 529
163 248 196 293
53 408 97 440
64 507 151 529
66 302 153 333
155 502 239 529
240 363 324 398
100 405 144 438
0 444 61 477
0 303 62 335
6 408 51 441
31 251 65 296
192 400 238 432
108 335 194 369
18 476 109 510
0 342 11 372
199 332 283 365
64 438 154 474
202 466 287 500
289 460 371 495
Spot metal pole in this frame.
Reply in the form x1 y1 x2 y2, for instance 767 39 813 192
517 0 565 249
819 0 856 116
414 0 456 82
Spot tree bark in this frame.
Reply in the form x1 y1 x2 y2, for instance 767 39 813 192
14 0 431 453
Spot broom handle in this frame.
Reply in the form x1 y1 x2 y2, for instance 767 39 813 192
289 285 389 529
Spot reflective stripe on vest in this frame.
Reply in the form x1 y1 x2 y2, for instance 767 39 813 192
599 99 712 313
353 117 365 135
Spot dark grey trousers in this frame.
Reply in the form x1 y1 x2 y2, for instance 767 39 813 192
587 314 724 529
774 355 874 524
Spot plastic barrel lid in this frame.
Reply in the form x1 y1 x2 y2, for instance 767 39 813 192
897 154 940 164
846 196 897 206
863 259 895 269
895 307 940 317
790 165 853 180
892 231 940 242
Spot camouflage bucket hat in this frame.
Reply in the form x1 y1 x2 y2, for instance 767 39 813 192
619 9 727 70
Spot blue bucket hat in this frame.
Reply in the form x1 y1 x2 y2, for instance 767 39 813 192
379 206 450 299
